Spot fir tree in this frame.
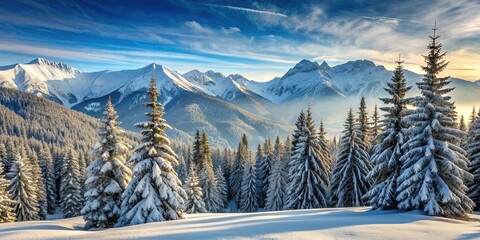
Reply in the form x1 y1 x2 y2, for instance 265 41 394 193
318 121 333 173
467 116 480 210
358 96 372 151
240 160 258 212
199 133 222 212
118 76 186 226
82 98 133 229
459 115 467 132
230 134 249 205
0 161 15 223
60 147 83 218
364 58 412 209
39 148 57 214
265 136 287 211
192 130 203 170
28 151 47 220
284 107 329 209
257 138 273 208
330 109 371 207
468 107 477 130
397 26 473 218
8 150 38 221
372 104 381 143
183 164 207 214
215 166 228 209
254 143 265 207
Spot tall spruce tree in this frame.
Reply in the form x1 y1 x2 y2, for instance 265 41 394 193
358 96 372 151
372 104 381 143
118 76 186 226
230 134 249 205
265 136 287 211
199 133 222 212
183 164 207 214
467 116 480 210
8 150 38 221
284 107 329 209
318 121 333 173
0 161 15 223
240 159 258 212
39 148 57 214
468 107 477 130
397 26 473 218
192 130 203 170
82 98 133 229
330 109 371 207
364 58 412 209
60 147 83 218
27 151 47 220
215 166 228 209
257 138 273 208
254 143 265 207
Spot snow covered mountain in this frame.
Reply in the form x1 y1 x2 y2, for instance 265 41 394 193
1 58 479 143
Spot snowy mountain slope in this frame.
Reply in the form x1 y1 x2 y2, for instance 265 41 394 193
0 208 478 240
183 70 277 117
254 60 347 103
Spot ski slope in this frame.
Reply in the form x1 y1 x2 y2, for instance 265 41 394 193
0 207 478 240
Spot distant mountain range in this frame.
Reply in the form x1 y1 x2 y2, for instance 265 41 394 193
1 58 479 147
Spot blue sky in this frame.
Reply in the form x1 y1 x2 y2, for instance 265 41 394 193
0 0 478 81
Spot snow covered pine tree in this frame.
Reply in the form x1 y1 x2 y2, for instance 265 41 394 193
240 158 258 212
8 149 39 221
284 107 329 210
82 97 133 229
60 147 83 218
364 57 412 209
0 161 15 223
118 76 186 226
184 164 207 214
467 114 480 210
330 109 370 207
265 136 287 211
397 26 474 218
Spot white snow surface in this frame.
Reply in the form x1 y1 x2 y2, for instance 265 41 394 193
0 207 478 240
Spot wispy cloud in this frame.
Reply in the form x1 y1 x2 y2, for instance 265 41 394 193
202 3 288 18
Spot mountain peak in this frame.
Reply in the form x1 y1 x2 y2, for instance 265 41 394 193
205 70 226 80
282 59 320 79
320 61 330 69
27 58 77 73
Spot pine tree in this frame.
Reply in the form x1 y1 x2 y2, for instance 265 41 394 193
254 143 265 207
318 121 333 173
291 110 306 149
284 107 329 209
192 130 203 170
330 109 370 207
27 151 47 220
265 136 287 211
468 107 477 130
397 26 473 218
364 57 412 209
215 166 228 209
39 148 57 214
358 96 372 151
8 150 38 221
199 133 222 212
230 134 249 205
459 115 467 132
60 147 83 218
0 161 15 223
183 164 207 214
372 104 381 143
257 138 273 208
118 76 186 226
467 116 480 210
82 98 133 229
240 160 258 212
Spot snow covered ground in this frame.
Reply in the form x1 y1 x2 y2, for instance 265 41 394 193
0 207 479 240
